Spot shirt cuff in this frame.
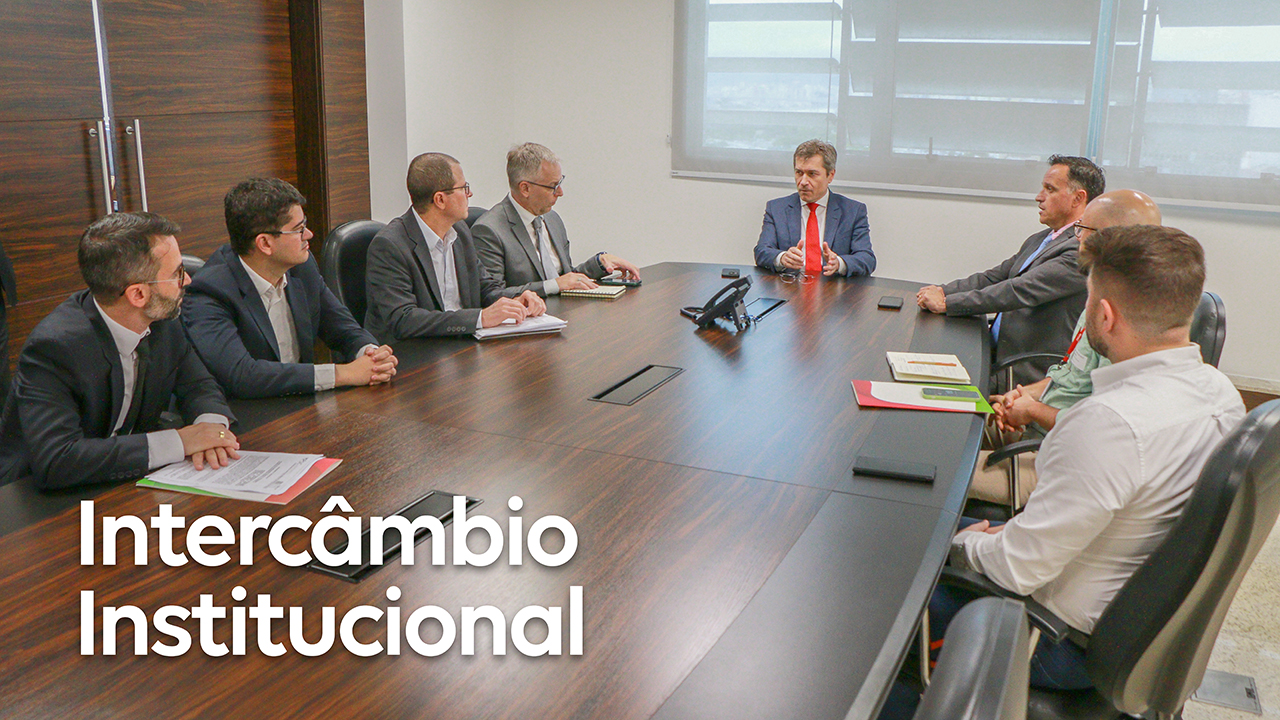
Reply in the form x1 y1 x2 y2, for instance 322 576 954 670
145 414 231 469
146 429 186 470
774 251 786 271
837 256 848 275
314 363 336 392
543 278 559 296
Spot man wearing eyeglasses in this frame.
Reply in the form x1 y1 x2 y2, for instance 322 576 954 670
365 153 546 341
0 212 239 489
917 155 1104 388
472 143 640 297
182 178 398 398
972 190 1163 507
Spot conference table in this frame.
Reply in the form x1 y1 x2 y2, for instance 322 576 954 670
0 262 990 719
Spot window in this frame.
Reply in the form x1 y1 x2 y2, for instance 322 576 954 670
673 0 1280 210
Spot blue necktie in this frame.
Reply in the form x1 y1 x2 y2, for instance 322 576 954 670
992 232 1057 342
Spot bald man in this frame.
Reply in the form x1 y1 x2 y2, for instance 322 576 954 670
971 190 1162 507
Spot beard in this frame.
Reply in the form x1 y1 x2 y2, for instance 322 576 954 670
1085 309 1110 360
143 289 183 321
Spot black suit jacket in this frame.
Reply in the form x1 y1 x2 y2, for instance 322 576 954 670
364 208 506 342
0 290 233 489
182 244 378 398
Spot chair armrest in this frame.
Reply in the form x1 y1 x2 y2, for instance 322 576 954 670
993 351 1064 373
984 438 1043 468
939 566 1073 643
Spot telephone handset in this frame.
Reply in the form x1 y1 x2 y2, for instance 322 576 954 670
681 276 753 331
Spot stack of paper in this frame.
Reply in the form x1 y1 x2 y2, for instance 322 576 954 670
852 381 993 415
474 313 567 340
137 451 340 504
560 285 626 299
885 352 971 384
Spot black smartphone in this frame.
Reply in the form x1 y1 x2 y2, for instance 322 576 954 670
878 296 904 310
920 386 982 402
598 277 641 287
721 268 740 278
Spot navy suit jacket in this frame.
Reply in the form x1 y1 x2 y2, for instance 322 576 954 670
754 192 875 277
182 244 378 398
0 290 233 489
364 208 507 342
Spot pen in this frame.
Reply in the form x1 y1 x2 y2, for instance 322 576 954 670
907 360 958 367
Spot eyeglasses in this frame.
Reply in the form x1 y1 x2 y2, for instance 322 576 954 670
123 263 187 295
444 183 472 197
270 221 308 236
524 176 565 192
1074 220 1099 234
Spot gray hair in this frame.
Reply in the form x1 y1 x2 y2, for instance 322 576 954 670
507 143 559 191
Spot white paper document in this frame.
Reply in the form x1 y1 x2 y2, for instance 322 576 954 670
474 313 567 340
144 452 325 496
885 351 971 384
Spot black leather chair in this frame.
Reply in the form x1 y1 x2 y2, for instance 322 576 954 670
980 291 1229 518
1189 291 1226 367
944 399 1280 720
465 205 487 228
914 598 1029 720
319 219 385 324
180 253 206 276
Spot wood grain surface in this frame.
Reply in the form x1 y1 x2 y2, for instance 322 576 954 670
0 264 986 719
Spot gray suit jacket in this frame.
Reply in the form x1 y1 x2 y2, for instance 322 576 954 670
471 195 606 297
942 226 1087 387
364 208 506 342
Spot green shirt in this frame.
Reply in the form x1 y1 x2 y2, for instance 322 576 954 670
1040 312 1110 412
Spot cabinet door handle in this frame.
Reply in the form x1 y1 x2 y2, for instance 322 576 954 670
91 121 113 214
126 119 149 212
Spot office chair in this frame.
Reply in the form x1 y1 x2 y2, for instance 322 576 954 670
180 253 206 276
913 598 1029 720
319 219 385 324
466 205 487 228
942 398 1280 720
981 291 1228 518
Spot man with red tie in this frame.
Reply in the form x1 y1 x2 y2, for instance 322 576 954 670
753 139 876 278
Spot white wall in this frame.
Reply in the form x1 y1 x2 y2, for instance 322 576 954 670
365 0 1280 390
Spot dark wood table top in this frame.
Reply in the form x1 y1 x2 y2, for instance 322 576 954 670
0 263 989 719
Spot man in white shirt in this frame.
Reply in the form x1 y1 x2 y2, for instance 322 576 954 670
365 153 546 342
753 139 875 278
0 212 240 488
183 178 399 398
473 143 640 297
942 224 1245 693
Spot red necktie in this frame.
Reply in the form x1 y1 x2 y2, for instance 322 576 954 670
803 202 821 275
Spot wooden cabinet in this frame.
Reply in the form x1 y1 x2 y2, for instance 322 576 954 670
0 0 369 369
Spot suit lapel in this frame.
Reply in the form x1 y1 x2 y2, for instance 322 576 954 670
505 198 545 281
1017 226 1077 276
547 214 571 270
823 196 842 249
283 270 314 363
404 211 445 310
786 195 802 247
80 293 127 432
454 223 480 307
228 256 281 360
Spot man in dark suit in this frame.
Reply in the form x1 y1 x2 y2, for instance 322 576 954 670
365 153 546 342
183 178 398 398
473 143 640 297
754 139 876 278
917 155 1105 388
0 212 239 489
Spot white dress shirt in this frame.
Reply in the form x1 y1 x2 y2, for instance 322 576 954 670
953 344 1245 633
94 299 229 469
511 196 563 296
239 258 336 391
412 210 478 331
775 191 846 274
